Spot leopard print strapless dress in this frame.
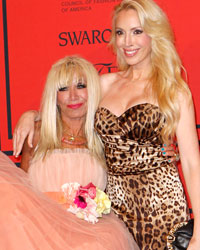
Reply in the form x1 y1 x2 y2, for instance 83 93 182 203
95 103 189 250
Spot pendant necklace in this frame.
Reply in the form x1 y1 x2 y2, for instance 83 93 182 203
61 123 86 146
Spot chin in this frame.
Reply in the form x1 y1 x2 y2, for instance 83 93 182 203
68 112 87 120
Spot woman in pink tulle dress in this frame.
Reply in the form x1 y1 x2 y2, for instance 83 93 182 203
0 56 139 250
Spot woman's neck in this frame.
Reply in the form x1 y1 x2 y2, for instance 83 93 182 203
62 118 85 136
61 118 87 149
124 63 152 82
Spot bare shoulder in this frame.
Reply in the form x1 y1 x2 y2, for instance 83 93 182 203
177 88 192 108
100 72 120 96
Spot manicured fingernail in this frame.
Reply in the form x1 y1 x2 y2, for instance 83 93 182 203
161 148 165 151
168 159 171 163
163 144 167 147
162 152 166 155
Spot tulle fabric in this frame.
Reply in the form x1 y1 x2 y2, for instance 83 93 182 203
0 151 139 250
28 148 107 192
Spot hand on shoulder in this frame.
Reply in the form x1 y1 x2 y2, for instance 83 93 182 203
13 110 39 157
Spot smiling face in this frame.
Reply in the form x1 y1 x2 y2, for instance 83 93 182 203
57 76 88 122
115 9 152 70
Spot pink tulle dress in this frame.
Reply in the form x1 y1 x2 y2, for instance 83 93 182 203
0 150 139 250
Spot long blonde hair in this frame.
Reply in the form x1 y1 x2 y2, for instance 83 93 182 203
34 55 105 166
110 0 192 143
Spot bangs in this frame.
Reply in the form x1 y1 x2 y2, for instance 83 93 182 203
55 61 86 90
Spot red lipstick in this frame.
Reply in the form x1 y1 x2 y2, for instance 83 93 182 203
67 103 83 109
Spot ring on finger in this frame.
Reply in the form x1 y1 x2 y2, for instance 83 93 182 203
174 153 180 162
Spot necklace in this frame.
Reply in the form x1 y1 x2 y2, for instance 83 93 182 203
61 136 86 146
61 122 86 145
64 132 77 142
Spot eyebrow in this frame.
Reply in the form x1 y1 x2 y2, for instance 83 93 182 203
115 26 142 30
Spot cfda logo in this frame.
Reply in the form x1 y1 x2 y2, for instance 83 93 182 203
94 63 117 74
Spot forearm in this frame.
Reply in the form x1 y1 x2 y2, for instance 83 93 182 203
183 163 200 236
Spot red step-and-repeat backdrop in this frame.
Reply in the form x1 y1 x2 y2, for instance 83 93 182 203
0 0 200 200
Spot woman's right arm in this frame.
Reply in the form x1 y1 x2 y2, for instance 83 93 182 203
20 137 33 172
20 121 40 172
13 110 39 157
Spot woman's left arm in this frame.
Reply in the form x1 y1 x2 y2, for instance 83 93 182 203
176 93 200 249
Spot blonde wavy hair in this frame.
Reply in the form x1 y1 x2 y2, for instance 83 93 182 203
34 55 105 166
110 0 192 143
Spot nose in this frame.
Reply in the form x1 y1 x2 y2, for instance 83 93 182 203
69 87 77 100
125 33 132 47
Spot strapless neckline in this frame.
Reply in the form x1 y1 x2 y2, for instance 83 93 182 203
97 103 160 118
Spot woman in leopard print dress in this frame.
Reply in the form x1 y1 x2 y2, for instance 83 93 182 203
94 0 200 249
95 1 200 249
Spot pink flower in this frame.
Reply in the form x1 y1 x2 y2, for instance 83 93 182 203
87 186 96 199
79 182 96 199
62 182 111 223
74 195 87 209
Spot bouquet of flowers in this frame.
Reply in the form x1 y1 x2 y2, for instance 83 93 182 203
61 182 111 224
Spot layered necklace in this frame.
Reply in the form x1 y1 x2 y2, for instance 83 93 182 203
61 123 86 146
